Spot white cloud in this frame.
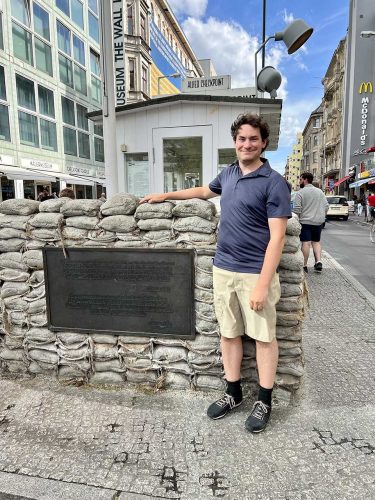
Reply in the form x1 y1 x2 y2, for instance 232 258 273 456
282 9 295 25
182 16 288 95
278 98 320 148
167 0 208 18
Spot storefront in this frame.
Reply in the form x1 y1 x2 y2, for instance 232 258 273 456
88 95 282 196
0 157 105 201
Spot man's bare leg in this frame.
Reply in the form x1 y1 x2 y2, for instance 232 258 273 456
301 241 311 266
220 336 243 381
312 241 322 263
255 338 278 389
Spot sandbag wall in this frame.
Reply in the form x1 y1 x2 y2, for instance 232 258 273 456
0 195 306 401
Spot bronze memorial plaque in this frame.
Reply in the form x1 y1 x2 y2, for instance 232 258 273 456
43 248 195 338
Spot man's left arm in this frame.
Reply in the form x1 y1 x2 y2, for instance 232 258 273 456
249 218 288 311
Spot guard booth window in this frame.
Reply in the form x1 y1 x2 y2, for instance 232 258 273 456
163 137 202 192
218 148 236 173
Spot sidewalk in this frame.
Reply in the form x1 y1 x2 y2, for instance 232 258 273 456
0 253 374 500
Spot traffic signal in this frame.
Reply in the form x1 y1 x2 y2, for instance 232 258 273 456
348 165 356 183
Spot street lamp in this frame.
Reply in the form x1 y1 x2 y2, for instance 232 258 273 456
157 73 181 96
254 19 314 97
361 31 375 38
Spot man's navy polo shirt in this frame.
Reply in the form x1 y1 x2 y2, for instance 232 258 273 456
209 159 291 274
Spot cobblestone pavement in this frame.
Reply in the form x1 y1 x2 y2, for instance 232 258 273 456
0 253 374 500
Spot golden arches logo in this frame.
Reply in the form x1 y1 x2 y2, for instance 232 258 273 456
359 82 373 93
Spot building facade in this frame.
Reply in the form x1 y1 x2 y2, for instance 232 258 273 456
321 38 345 193
302 104 323 188
0 0 202 200
0 0 106 200
341 0 375 195
284 132 303 191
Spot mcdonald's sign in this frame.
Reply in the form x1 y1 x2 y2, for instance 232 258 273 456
359 81 373 93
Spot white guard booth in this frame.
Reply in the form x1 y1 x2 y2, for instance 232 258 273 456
88 95 282 197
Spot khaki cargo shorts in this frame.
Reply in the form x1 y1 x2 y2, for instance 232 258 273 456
213 265 281 343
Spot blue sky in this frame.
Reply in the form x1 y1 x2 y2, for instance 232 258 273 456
168 0 350 173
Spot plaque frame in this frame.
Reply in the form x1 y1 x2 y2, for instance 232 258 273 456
43 247 196 339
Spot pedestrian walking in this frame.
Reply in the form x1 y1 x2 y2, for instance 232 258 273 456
141 113 291 433
358 195 365 216
293 172 329 273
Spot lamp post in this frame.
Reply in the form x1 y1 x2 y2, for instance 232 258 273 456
361 31 375 38
254 19 314 98
157 73 181 96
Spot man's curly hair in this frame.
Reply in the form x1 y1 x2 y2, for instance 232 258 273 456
230 113 270 152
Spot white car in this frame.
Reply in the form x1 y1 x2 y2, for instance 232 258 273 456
326 195 349 221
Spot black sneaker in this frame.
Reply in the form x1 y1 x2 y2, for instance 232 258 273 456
314 262 323 272
303 266 308 273
207 393 243 420
245 401 271 433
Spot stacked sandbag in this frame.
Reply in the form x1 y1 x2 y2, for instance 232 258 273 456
118 336 156 384
101 193 141 249
27 212 65 250
274 216 306 399
173 199 218 247
59 200 102 247
24 328 58 374
0 199 39 252
0 194 306 403
57 332 92 380
135 202 175 247
0 252 31 357
90 334 123 384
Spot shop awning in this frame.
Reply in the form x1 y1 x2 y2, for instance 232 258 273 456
334 175 349 187
56 173 95 186
349 177 375 188
0 165 57 182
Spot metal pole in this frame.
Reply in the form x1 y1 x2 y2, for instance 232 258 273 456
100 0 120 197
262 0 266 68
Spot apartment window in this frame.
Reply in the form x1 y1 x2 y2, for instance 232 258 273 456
35 38 52 75
142 65 148 94
140 13 146 40
12 23 33 65
56 0 83 29
88 11 99 43
313 152 317 163
62 97 90 158
0 13 4 50
16 74 57 150
12 0 31 26
57 21 87 94
129 59 135 90
56 0 69 17
127 4 134 35
33 3 50 40
0 66 10 142
71 0 83 29
90 49 101 103
73 35 85 65
57 21 70 54
94 122 104 162
94 137 104 162
313 117 321 128
313 134 318 146
12 3 52 76
88 0 98 15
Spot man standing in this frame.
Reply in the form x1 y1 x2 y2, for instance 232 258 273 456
368 190 375 219
293 172 329 273
141 114 291 433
